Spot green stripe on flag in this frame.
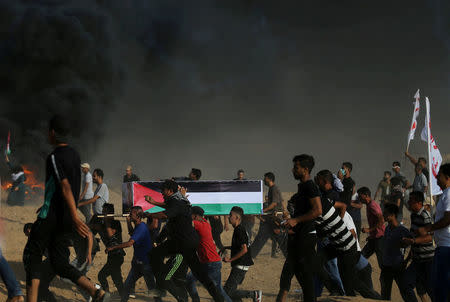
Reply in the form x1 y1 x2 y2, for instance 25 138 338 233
144 203 262 215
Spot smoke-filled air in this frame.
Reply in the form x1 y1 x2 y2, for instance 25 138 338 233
0 0 449 190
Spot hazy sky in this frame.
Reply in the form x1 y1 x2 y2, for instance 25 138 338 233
1 0 449 192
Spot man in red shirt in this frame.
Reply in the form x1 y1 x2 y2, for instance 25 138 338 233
186 207 232 302
359 187 385 269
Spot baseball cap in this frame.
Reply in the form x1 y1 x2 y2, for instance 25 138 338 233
81 163 90 169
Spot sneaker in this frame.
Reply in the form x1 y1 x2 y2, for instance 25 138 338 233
128 294 136 299
254 290 262 302
147 288 166 298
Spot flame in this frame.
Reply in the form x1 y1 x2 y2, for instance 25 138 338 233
1 182 12 190
1 166 44 200
23 166 45 191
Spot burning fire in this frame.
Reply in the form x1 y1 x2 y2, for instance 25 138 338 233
1 166 44 199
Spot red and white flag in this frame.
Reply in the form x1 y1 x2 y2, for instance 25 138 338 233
406 89 420 151
420 97 442 196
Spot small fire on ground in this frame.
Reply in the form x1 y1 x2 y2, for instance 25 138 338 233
1 166 45 199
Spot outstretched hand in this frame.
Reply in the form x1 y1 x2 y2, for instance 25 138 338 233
179 186 188 198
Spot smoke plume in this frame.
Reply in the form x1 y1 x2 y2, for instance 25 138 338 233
0 0 122 175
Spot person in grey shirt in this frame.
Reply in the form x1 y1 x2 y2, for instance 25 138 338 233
251 172 286 259
410 164 428 196
79 163 94 222
78 168 109 222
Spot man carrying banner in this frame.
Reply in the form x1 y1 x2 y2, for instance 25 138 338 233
146 180 225 302
251 172 286 259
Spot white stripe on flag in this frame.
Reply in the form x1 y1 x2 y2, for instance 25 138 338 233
187 192 263 204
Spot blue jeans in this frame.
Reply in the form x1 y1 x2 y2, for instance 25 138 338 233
0 249 23 298
432 246 450 302
314 257 345 296
121 260 156 302
186 261 232 302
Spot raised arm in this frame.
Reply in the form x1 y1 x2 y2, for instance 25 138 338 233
405 151 418 165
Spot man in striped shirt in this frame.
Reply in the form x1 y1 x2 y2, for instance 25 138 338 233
315 170 359 296
402 191 434 300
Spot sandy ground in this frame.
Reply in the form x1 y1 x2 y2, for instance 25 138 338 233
0 190 412 302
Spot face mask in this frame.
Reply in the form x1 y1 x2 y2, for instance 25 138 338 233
340 168 346 176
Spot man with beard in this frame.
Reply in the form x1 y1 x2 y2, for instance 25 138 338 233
284 154 322 302
78 169 109 225
23 115 109 302
145 180 225 302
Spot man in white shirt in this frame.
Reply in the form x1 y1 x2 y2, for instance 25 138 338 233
418 163 450 302
79 163 94 223
78 168 109 224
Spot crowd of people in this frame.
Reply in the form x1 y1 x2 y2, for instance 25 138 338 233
0 115 449 302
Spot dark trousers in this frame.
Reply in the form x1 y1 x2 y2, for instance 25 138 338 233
223 267 254 302
121 260 156 302
279 257 294 293
318 244 360 296
23 217 83 286
209 217 224 250
380 264 418 302
251 220 287 258
354 220 362 240
98 254 124 295
432 246 450 302
150 239 225 302
404 259 433 299
287 233 317 302
163 254 189 302
355 262 382 299
362 236 384 269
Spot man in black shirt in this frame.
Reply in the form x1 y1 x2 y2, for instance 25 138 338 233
340 162 361 238
251 172 286 258
23 115 109 302
146 180 225 302
123 166 140 183
285 154 322 302
221 206 262 302
92 203 125 296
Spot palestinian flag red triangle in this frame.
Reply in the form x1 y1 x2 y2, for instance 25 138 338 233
133 183 164 213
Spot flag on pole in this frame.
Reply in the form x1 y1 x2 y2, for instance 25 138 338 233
420 97 442 196
6 130 11 155
406 89 420 151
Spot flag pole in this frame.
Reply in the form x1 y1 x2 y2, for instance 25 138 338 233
425 97 434 205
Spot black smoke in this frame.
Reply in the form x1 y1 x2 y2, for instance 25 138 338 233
0 0 122 176
0 0 448 192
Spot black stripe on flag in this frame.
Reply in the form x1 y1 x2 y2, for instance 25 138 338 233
135 180 261 193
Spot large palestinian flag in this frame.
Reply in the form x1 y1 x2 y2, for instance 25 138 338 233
122 180 263 215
